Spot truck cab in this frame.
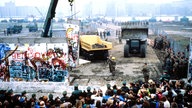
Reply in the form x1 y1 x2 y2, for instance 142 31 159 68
121 21 148 58
124 38 147 58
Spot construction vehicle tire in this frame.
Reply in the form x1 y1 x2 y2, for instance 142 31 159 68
140 45 146 58
124 44 130 57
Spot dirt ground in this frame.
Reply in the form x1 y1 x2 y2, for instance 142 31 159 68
71 22 192 87
70 35 161 88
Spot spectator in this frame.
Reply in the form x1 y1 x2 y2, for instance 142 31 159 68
120 80 129 94
48 94 55 106
161 96 171 108
0 75 192 108
95 100 101 108
39 100 46 108
91 90 103 106
142 100 150 108
171 101 178 108
60 91 70 103
159 70 170 82
86 86 93 96
71 84 82 102
137 83 150 98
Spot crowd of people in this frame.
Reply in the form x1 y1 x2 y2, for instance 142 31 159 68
163 48 188 79
0 77 192 108
153 35 189 79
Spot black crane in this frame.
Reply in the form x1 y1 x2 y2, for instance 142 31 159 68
41 0 58 37
41 0 74 37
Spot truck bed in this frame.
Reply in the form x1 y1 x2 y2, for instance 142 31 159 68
80 35 112 51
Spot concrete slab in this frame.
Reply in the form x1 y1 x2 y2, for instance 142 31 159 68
78 58 91 66
0 37 67 43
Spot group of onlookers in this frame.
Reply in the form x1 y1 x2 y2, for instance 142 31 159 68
163 48 188 79
153 35 189 80
1 77 192 108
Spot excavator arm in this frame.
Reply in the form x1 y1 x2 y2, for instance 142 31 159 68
41 0 58 37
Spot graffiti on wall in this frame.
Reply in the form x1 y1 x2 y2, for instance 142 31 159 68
66 24 79 69
0 43 69 82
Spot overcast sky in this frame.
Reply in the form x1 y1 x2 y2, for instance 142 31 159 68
0 0 182 6
0 0 183 17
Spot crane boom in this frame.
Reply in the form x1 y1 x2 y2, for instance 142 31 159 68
41 0 58 37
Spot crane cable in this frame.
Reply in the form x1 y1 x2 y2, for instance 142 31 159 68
68 0 74 19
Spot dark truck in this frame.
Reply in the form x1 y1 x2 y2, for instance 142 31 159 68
27 23 38 32
7 24 22 34
120 21 148 58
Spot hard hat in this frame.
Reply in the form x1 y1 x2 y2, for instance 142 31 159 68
112 57 115 60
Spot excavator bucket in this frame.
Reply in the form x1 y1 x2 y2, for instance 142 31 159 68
121 28 148 39
121 21 148 39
